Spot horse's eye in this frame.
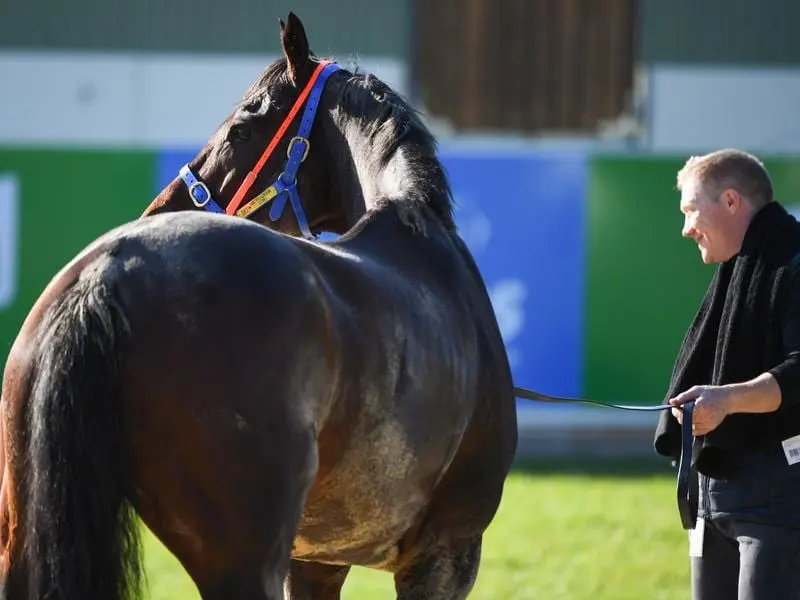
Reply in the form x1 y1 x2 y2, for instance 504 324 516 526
229 123 251 142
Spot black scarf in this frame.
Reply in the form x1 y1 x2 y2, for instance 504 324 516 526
654 201 800 479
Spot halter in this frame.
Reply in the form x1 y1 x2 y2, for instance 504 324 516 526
178 60 342 240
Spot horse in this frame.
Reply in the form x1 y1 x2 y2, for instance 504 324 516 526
0 11 518 600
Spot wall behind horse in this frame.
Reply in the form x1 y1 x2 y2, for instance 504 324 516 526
3 147 800 413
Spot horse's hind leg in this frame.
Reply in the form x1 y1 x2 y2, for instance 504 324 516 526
286 560 351 599
129 387 320 600
393 535 482 600
0 450 27 600
0 343 36 600
136 439 313 600
135 427 317 600
195 570 283 600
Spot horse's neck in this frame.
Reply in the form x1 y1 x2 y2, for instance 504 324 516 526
335 124 415 216
331 120 453 236
342 164 446 236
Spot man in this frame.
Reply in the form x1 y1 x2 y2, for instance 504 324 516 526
654 148 800 600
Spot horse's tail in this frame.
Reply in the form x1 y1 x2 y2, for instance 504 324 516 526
25 268 142 600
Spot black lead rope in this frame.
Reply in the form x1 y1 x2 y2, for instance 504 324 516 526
513 386 698 530
677 402 698 530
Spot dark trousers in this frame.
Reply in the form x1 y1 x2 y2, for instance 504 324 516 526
691 517 800 599
690 439 800 600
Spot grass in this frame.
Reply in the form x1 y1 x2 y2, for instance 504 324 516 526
140 457 690 599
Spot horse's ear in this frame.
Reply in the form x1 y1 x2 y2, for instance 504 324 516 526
280 12 310 84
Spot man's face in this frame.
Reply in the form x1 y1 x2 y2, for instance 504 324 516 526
680 180 738 264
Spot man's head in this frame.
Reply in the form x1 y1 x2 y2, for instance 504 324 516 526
677 148 773 264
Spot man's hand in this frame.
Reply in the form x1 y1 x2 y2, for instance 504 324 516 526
669 385 736 436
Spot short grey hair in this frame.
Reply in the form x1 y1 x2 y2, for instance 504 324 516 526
676 148 773 208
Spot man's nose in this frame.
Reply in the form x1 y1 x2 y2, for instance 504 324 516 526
682 218 694 238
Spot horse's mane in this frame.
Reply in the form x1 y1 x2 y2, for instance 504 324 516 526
243 57 456 233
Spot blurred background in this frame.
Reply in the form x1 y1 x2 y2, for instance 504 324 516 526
2 0 800 455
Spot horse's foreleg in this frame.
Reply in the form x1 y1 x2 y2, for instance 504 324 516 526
393 535 482 600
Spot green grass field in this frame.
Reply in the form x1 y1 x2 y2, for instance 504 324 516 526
140 457 691 599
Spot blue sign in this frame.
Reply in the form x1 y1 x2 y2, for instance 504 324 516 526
440 148 587 406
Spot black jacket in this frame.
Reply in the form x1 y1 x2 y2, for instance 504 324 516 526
654 201 800 479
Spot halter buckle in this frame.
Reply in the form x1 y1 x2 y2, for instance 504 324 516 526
278 171 297 187
287 136 310 162
188 181 212 208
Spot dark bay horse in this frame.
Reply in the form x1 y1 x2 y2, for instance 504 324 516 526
0 12 517 600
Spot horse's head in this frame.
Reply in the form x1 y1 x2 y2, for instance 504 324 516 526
143 11 454 239
142 12 357 238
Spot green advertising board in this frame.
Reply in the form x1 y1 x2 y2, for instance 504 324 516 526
584 154 800 405
0 148 156 371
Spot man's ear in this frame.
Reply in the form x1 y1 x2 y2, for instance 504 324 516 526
722 188 741 213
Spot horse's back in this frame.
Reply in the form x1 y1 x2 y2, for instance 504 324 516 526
9 210 337 428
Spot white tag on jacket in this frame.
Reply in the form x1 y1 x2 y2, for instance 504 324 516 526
781 433 800 465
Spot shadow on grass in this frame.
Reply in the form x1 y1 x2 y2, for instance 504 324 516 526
509 454 677 479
